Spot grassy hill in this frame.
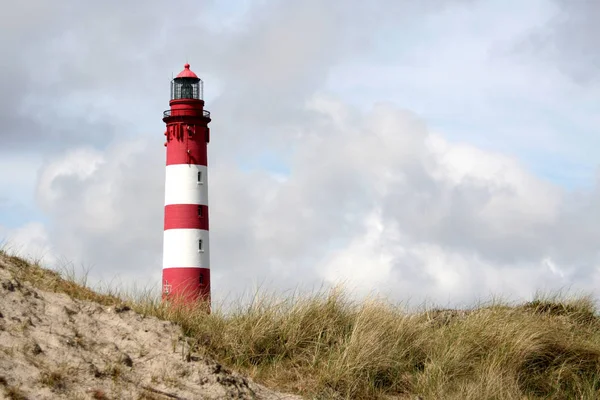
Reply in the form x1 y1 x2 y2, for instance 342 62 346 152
2 249 600 399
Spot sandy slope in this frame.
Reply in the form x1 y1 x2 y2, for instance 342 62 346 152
0 257 302 400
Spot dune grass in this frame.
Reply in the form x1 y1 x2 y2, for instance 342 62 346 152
2 249 600 399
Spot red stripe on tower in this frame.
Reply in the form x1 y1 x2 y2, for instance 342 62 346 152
164 204 209 230
161 63 212 310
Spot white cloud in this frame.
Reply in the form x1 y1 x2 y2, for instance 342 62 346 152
319 208 395 291
1 222 55 266
18 93 598 308
37 148 104 209
427 136 562 233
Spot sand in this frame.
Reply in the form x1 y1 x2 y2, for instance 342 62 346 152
0 257 302 400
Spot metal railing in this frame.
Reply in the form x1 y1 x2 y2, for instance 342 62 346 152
163 109 211 119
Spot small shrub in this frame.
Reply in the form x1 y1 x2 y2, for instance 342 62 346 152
40 370 67 392
4 386 29 400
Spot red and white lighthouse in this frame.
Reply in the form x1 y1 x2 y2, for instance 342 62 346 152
161 63 212 308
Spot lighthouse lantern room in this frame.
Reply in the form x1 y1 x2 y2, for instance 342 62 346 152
161 63 212 308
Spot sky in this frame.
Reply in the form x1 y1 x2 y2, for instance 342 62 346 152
1 0 600 310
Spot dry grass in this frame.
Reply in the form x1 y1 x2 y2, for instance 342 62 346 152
3 386 29 400
3 249 600 399
0 376 28 400
39 365 70 393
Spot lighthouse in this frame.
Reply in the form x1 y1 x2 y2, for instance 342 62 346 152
162 63 212 308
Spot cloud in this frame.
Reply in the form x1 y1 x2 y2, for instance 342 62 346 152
30 139 165 286
0 0 476 157
23 92 600 307
513 0 600 85
1 222 55 266
0 0 221 152
3 0 600 309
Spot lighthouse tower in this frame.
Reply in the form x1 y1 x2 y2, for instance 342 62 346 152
162 63 212 308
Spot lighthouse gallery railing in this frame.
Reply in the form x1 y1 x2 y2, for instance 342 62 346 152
163 109 211 119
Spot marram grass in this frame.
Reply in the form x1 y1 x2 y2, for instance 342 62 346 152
3 249 600 399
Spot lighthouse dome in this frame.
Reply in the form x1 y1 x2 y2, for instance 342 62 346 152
176 63 199 79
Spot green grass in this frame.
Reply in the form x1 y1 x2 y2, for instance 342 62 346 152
2 248 600 399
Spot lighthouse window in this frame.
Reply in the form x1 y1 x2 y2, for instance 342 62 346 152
199 273 204 285
198 205 203 217
181 82 194 98
197 171 203 184
198 239 204 252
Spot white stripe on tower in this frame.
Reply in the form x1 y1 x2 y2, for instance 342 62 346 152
163 229 210 267
164 164 208 206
